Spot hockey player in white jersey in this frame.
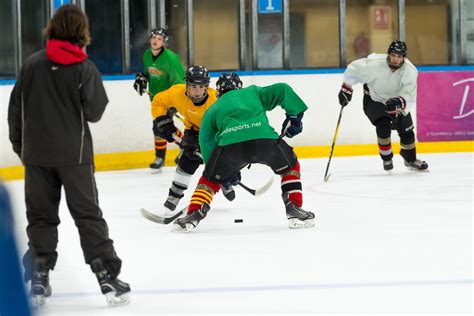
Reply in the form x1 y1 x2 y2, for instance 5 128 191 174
338 40 428 171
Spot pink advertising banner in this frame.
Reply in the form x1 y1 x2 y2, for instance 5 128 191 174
417 71 474 142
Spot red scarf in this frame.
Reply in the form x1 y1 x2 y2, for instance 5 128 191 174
46 39 87 65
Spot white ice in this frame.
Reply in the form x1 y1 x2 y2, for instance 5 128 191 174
4 153 473 316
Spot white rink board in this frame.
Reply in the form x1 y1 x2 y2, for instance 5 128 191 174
1 73 404 168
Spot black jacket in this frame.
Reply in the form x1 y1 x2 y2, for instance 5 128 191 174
8 50 108 166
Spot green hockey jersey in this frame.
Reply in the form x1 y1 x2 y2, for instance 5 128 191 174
199 83 308 163
142 48 185 100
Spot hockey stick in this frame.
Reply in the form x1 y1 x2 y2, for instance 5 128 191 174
323 106 344 182
237 177 274 196
140 177 273 225
140 207 185 225
166 107 184 122
171 129 274 197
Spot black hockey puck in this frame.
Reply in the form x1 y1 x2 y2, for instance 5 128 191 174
234 219 243 223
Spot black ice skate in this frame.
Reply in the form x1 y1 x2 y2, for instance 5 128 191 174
222 185 236 201
91 258 131 307
383 159 394 171
149 157 165 172
164 193 181 212
173 203 210 232
30 257 52 307
404 159 429 171
282 194 315 229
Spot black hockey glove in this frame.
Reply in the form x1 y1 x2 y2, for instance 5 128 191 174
385 97 406 115
182 129 201 160
133 72 149 96
222 172 241 188
281 112 304 138
338 83 353 107
153 115 176 142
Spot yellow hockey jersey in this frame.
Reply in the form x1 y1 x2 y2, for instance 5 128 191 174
151 84 218 130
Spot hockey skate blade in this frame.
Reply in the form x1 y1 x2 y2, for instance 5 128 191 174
140 208 184 224
150 168 162 174
406 166 430 172
288 218 315 229
105 292 130 307
172 222 197 233
32 295 46 307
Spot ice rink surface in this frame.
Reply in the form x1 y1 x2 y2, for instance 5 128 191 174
5 152 473 316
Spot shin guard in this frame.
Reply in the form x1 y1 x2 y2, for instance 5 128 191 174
376 118 393 161
400 131 416 163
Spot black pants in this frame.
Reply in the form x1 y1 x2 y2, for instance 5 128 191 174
23 164 121 279
363 85 416 162
203 138 298 183
362 87 414 134
177 129 202 175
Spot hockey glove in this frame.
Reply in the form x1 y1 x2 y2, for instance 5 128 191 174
385 97 406 115
222 172 241 188
338 83 353 107
133 72 149 96
281 112 304 138
182 129 201 161
153 115 176 142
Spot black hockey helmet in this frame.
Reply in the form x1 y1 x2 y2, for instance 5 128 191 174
216 73 243 97
185 65 210 85
149 27 168 41
387 40 407 57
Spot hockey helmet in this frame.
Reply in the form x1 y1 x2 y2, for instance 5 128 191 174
185 65 210 85
387 40 407 57
149 28 168 41
216 73 243 97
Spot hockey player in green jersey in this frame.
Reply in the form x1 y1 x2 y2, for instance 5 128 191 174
133 28 186 171
173 73 315 232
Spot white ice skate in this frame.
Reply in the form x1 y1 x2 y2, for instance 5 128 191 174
104 291 130 307
288 217 315 229
172 204 209 232
172 220 199 232
404 159 429 172
283 194 315 229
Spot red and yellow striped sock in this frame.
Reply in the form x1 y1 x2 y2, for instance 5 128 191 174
188 176 221 214
154 137 167 158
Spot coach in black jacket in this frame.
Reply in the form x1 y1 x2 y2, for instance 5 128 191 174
8 4 130 307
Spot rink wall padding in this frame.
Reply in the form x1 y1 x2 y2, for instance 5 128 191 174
1 69 473 181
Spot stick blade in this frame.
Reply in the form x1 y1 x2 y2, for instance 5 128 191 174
253 176 274 196
323 173 331 182
140 208 183 225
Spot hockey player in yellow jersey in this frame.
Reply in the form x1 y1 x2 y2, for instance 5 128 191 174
150 65 233 216
151 67 216 133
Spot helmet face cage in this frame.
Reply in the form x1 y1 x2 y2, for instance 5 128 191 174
149 28 168 41
216 73 243 97
387 40 407 57
185 65 210 85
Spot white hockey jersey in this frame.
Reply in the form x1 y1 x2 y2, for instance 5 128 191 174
343 53 418 113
